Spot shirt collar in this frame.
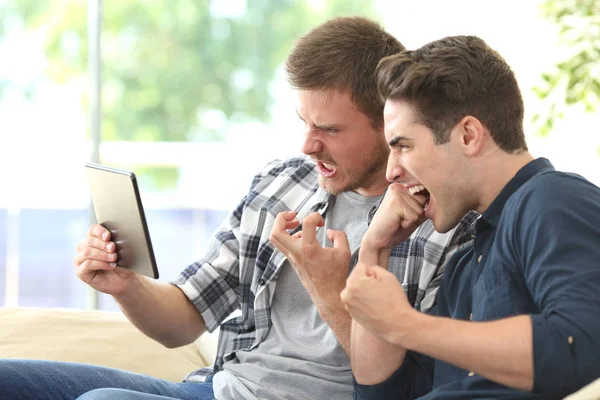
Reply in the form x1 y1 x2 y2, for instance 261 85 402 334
479 157 554 229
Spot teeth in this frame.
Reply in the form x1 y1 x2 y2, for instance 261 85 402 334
322 162 334 171
408 185 426 196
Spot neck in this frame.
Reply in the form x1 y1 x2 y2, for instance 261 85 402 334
473 149 534 214
354 179 389 197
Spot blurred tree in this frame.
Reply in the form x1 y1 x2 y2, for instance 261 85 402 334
534 0 600 136
0 0 377 142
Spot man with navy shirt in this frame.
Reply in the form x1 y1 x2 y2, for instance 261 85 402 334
341 35 600 399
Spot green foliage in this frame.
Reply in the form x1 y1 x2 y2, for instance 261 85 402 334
0 0 377 142
534 0 600 136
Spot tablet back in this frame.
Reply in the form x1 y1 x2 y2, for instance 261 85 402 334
85 163 159 279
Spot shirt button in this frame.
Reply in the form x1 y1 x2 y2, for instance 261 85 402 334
257 278 266 285
468 371 475 377
568 336 574 345
477 255 482 263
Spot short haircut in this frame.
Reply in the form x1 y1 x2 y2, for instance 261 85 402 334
377 35 527 152
286 16 405 129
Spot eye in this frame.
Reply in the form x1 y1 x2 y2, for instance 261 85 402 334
316 125 339 134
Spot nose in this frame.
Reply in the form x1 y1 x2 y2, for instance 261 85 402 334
386 154 405 183
301 129 323 156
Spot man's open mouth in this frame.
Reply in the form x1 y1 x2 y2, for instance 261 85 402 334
316 161 336 178
320 162 335 172
408 184 431 209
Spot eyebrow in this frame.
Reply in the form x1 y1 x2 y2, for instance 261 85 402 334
388 136 411 146
295 110 341 130
295 110 305 122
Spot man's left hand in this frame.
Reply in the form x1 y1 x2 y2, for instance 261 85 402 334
341 261 414 344
270 211 351 305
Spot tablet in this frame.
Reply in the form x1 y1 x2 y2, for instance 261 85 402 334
85 163 159 279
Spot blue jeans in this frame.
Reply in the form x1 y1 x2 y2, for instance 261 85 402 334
0 359 214 400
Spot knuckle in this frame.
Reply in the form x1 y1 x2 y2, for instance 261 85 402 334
82 247 93 258
78 259 89 272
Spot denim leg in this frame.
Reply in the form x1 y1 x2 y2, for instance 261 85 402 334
77 384 214 400
0 359 213 400
78 389 183 399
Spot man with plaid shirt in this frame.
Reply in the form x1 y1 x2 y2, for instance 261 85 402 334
1 17 475 400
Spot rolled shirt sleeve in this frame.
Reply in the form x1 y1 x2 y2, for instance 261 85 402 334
353 351 434 400
512 173 600 396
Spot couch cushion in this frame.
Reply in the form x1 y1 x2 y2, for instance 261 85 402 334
0 307 209 382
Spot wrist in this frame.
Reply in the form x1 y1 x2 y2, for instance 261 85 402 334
113 273 145 303
358 238 392 266
387 308 428 349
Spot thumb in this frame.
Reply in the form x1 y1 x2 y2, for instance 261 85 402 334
369 265 391 280
351 261 371 278
328 229 350 250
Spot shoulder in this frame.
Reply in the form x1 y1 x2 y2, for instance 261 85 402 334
251 157 316 184
506 170 600 233
244 156 319 205
510 170 600 211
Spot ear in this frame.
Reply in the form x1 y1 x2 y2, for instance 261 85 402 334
457 116 485 156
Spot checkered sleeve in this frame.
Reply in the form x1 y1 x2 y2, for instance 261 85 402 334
386 211 478 313
170 159 287 332
170 199 244 333
417 210 479 312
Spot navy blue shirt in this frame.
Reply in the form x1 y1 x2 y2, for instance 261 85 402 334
354 158 600 399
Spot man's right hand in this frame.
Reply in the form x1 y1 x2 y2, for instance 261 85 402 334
362 183 428 252
74 224 138 296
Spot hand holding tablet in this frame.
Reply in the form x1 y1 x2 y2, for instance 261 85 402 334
83 163 159 279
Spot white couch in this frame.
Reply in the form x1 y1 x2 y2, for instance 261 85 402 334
0 307 218 383
2 307 599 399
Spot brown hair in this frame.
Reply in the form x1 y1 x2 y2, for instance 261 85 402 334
377 35 527 152
286 17 405 129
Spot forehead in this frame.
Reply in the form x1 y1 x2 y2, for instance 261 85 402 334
383 100 419 140
296 89 363 120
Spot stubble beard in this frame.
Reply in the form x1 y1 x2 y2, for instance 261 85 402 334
318 153 387 196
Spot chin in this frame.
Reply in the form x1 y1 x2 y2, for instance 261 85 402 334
319 176 346 196
432 218 454 234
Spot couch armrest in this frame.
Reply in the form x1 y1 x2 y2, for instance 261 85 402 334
564 378 600 400
0 307 210 382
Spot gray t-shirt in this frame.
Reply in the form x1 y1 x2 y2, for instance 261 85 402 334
213 191 380 400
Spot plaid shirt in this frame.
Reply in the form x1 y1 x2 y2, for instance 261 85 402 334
172 157 478 382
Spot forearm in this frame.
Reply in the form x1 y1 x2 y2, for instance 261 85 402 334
395 312 533 391
315 296 352 355
114 276 207 348
358 239 392 269
351 244 404 382
351 319 407 384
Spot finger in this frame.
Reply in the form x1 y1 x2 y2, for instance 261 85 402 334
292 231 303 239
77 236 116 253
398 206 422 228
346 261 370 287
403 192 427 216
387 184 426 212
87 224 111 241
340 287 350 306
301 212 324 245
269 211 298 250
76 259 117 277
269 234 292 259
369 265 396 282
327 229 350 252
74 246 118 268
